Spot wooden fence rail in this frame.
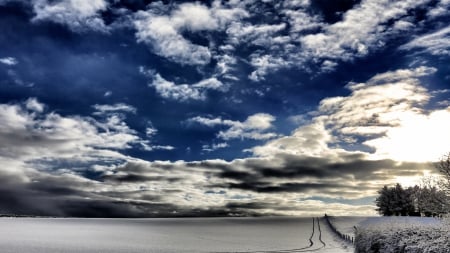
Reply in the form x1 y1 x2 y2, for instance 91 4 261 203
323 214 355 245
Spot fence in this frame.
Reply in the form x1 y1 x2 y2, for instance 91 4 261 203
323 214 355 245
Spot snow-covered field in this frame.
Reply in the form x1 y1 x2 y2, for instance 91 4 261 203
0 217 353 253
327 216 369 236
3 216 446 252
354 217 450 253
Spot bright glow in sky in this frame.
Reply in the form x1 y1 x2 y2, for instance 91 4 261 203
366 110 450 163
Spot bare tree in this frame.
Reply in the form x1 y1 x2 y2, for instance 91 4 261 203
436 152 450 195
435 152 450 215
414 184 448 217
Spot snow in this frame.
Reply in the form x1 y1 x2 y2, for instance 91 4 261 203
6 216 446 253
328 216 370 235
354 217 450 253
0 217 353 253
316 218 354 253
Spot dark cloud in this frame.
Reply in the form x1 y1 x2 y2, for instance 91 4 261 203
219 170 255 181
222 182 356 193
0 169 260 217
102 173 182 183
225 201 271 210
0 148 434 217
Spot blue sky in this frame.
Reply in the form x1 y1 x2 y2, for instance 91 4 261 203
0 0 449 217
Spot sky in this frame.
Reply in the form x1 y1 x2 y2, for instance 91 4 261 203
0 0 449 218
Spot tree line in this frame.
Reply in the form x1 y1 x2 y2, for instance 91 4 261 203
375 152 450 217
375 183 448 217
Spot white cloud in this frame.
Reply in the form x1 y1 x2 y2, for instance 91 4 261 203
4 0 448 80
202 142 229 152
226 23 287 47
146 126 157 137
134 14 211 66
0 99 146 173
283 8 322 34
147 72 225 102
32 0 108 32
170 3 218 31
400 25 450 56
427 0 450 18
25 98 44 113
251 122 338 158
215 53 238 77
320 60 338 73
362 66 437 84
134 2 247 66
188 116 235 127
211 0 441 80
140 143 174 152
287 114 309 125
282 0 310 8
248 55 289 82
0 57 18 65
318 67 434 137
141 123 175 152
339 67 450 163
189 113 278 140
220 0 441 79
0 103 30 131
25 0 424 81
300 0 432 63
92 103 137 115
0 98 181 190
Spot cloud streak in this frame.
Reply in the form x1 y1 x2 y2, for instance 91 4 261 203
401 25 450 56
189 113 278 140
0 57 18 65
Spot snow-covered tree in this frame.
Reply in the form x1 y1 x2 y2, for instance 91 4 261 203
436 152 450 196
414 185 448 217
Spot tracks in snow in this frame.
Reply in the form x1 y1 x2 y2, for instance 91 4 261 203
316 217 326 248
216 217 327 253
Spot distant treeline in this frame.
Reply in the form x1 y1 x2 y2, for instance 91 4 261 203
0 214 52 218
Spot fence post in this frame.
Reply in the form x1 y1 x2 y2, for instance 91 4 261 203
324 214 355 245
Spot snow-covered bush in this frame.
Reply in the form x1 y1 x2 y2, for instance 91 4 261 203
355 217 450 253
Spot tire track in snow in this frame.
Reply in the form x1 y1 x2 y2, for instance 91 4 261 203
283 218 325 253
316 218 326 248
214 218 317 253
216 217 331 253
264 218 316 253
